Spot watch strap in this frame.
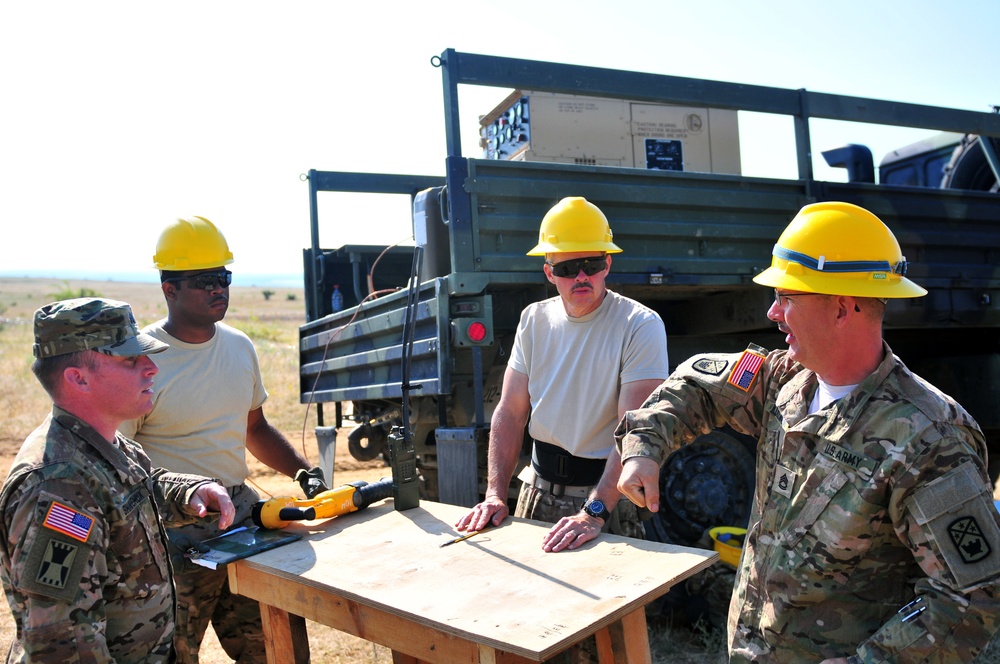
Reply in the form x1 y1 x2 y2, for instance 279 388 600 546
583 499 610 521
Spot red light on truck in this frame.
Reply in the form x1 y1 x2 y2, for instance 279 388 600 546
467 321 487 343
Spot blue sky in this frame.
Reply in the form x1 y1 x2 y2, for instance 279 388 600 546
2 0 997 279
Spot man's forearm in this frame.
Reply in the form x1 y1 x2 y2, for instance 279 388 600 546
589 448 626 506
484 418 525 502
246 424 311 478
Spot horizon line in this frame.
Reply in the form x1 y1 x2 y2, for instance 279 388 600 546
0 269 305 289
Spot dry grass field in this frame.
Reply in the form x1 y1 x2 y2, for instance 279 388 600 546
1 276 998 663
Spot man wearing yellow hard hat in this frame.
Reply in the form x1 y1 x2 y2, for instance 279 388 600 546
456 196 669 552
615 201 1000 662
119 216 327 663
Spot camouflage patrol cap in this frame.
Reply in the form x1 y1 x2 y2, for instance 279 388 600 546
32 298 169 359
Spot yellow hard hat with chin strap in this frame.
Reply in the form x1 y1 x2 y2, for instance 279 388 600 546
527 197 623 255
753 201 927 298
153 216 234 271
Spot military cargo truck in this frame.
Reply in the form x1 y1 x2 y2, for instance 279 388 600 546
299 49 999 547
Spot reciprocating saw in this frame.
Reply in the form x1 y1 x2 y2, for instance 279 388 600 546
251 477 395 530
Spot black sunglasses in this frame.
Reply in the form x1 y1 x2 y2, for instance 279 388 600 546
164 270 233 291
546 256 607 279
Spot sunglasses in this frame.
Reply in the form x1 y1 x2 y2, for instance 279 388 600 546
546 256 607 279
165 270 233 291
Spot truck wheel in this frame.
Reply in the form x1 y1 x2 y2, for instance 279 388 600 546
347 423 387 462
941 135 1000 192
643 426 756 547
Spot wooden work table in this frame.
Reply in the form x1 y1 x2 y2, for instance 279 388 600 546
227 500 717 663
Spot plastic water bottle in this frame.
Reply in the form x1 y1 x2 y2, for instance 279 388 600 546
330 284 344 312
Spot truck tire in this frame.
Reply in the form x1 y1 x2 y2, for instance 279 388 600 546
347 423 387 462
941 135 1000 192
643 426 756 547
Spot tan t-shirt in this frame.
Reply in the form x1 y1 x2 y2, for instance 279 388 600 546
509 290 668 459
119 320 268 486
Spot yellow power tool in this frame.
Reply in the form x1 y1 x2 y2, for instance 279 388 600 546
251 478 394 530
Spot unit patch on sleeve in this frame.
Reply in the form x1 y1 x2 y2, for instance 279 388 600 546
907 461 1000 588
36 540 80 589
693 358 728 376
949 516 992 564
727 347 766 392
23 527 91 602
43 502 94 543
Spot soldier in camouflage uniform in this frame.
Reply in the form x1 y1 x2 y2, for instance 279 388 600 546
0 298 235 663
456 197 668 553
616 202 1000 663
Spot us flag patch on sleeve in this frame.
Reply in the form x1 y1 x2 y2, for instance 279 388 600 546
43 502 94 543
727 347 766 392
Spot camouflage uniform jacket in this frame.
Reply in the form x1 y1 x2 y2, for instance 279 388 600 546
616 343 1000 663
0 407 218 663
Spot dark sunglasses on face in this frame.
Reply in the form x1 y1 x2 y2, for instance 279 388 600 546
165 270 233 291
546 256 607 279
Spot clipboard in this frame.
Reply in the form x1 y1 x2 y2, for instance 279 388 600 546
188 526 302 570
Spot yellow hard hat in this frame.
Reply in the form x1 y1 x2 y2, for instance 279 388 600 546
526 197 623 255
153 216 234 271
752 202 926 298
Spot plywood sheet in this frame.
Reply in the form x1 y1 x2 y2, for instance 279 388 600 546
233 500 717 660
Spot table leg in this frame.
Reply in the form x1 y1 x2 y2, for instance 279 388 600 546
595 626 616 663
594 608 651 664
260 603 310 664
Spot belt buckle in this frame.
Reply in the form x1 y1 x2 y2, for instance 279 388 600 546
549 481 565 498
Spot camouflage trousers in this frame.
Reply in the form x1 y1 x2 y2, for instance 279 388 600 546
514 480 644 664
167 484 266 664
514 481 645 539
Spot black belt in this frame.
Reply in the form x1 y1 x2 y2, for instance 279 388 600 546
518 467 592 498
531 440 606 487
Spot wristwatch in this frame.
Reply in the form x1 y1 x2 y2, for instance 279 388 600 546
582 498 611 522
